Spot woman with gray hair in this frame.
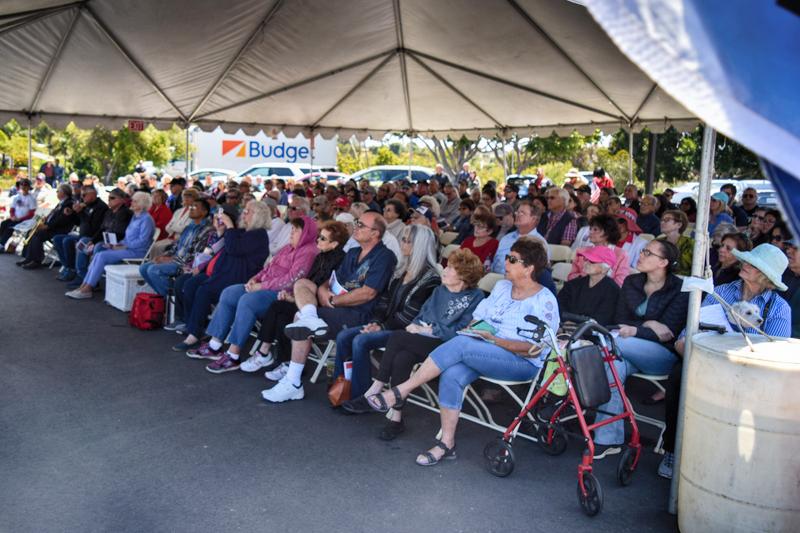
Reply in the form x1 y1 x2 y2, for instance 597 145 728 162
331 224 442 399
66 191 155 299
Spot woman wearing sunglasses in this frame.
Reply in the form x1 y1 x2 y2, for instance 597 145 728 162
591 239 689 459
365 237 559 466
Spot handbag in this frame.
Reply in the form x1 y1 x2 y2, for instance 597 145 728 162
327 376 351 406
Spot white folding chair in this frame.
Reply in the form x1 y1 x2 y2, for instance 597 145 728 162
439 231 459 246
478 272 504 293
441 243 459 260
639 233 655 241
548 244 573 263
307 340 336 384
551 262 572 291
123 228 161 265
629 372 669 453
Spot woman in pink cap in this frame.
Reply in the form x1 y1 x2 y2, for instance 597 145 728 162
557 245 620 326
568 214 630 286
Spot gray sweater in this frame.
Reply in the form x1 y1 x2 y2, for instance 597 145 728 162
413 285 485 340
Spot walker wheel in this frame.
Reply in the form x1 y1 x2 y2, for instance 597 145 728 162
616 446 637 486
483 438 515 477
537 425 568 456
577 471 603 516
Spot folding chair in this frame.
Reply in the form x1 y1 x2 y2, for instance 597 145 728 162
551 262 572 291
478 272 504 293
548 244 574 263
123 228 161 265
439 231 459 246
629 372 669 453
307 340 336 384
441 243 459 260
640 233 655 241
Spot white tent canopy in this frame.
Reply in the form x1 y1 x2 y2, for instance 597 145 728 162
0 0 694 139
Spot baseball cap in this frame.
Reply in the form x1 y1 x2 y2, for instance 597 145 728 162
616 207 642 234
413 206 433 222
577 246 616 270
333 197 350 210
711 191 729 204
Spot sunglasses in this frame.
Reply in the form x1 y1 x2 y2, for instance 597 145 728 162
505 254 527 266
354 219 377 231
289 206 302 211
316 234 330 242
743 194 756 199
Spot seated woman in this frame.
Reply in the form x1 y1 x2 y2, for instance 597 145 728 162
65 191 155 300
149 189 172 236
342 249 485 440
458 208 498 270
18 184 77 269
557 246 620 326
172 201 271 351
190 216 318 373
151 188 199 256
657 209 694 276
659 243 792 480
365 237 559 466
331 225 441 399
568 214 630 286
246 221 350 373
713 232 752 285
591 240 689 459
451 199 476 245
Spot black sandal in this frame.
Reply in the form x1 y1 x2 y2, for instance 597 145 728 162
341 395 375 415
415 439 457 466
366 386 404 413
378 420 405 441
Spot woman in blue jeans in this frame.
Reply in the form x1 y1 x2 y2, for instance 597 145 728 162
367 237 560 466
591 239 689 459
332 225 440 399
188 216 318 373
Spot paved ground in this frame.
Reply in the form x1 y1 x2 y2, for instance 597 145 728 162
0 255 678 533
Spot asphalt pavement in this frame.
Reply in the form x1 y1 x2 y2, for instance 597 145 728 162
0 255 678 533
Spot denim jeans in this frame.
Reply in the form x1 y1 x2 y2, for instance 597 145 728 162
205 284 278 347
333 327 393 398
84 245 141 287
429 335 539 410
593 336 678 445
53 234 80 269
139 261 180 296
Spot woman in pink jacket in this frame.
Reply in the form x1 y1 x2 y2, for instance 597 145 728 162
189 216 319 373
567 214 630 287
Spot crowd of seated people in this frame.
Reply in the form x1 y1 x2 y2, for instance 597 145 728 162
4 165 798 480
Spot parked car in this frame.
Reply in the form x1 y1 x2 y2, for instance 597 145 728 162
236 163 336 183
299 172 350 185
189 168 237 184
350 165 434 187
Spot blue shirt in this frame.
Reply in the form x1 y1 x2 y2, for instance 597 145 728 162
708 212 734 235
491 228 549 274
121 212 156 255
334 242 397 316
702 280 791 337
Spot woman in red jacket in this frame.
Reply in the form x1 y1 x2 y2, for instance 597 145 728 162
149 189 172 237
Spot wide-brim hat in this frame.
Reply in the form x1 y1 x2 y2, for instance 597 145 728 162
732 243 789 291
616 207 642 234
564 168 581 178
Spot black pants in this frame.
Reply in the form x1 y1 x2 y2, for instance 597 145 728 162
23 230 61 263
663 361 682 453
375 331 444 387
0 219 21 245
258 300 299 362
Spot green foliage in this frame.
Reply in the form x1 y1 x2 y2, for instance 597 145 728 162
337 151 361 175
373 145 401 166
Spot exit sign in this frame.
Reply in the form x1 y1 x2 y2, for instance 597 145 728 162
128 120 145 131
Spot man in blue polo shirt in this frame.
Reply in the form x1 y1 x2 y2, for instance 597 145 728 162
262 210 397 402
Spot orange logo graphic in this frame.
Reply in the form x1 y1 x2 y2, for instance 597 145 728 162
222 140 245 157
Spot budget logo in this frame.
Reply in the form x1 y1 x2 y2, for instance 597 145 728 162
222 140 245 157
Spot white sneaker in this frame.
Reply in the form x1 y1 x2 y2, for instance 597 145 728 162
261 378 304 403
265 362 288 381
240 352 275 373
65 289 92 300
284 315 329 340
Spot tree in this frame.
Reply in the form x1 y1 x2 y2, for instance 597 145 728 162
486 131 588 178
421 135 480 181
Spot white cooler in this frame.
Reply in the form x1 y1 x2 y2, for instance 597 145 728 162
104 264 156 312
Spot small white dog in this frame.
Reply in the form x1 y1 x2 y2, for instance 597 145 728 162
726 301 764 329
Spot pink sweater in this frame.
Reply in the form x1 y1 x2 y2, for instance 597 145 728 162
253 216 318 291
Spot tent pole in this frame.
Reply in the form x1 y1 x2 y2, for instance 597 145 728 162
408 132 413 181
27 116 33 177
628 126 634 185
185 125 191 175
309 129 315 177
668 125 716 515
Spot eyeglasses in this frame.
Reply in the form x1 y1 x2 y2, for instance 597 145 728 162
640 249 665 259
317 234 330 242
473 224 488 230
354 219 377 231
661 217 676 224
771 234 784 241
753 215 765 221
401 237 413 244
505 254 527 266
289 206 302 211
743 194 756 199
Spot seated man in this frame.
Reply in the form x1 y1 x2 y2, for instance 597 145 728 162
139 198 213 296
262 210 397 402
0 178 36 251
537 187 578 246
53 185 108 281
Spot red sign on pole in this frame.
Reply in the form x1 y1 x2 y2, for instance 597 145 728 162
128 120 145 132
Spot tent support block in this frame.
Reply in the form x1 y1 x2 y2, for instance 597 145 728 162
669 125 716 515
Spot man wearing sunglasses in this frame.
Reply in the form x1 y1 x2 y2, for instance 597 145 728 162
263 211 397 402
270 196 309 255
720 183 749 227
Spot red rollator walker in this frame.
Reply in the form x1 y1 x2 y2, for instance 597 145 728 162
483 312 641 516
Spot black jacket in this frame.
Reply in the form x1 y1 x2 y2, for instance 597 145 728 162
78 199 109 240
371 267 441 330
615 272 689 347
308 248 346 286
557 275 620 326
96 205 133 243
44 198 78 235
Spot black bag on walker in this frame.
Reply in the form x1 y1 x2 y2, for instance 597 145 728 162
569 344 611 407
